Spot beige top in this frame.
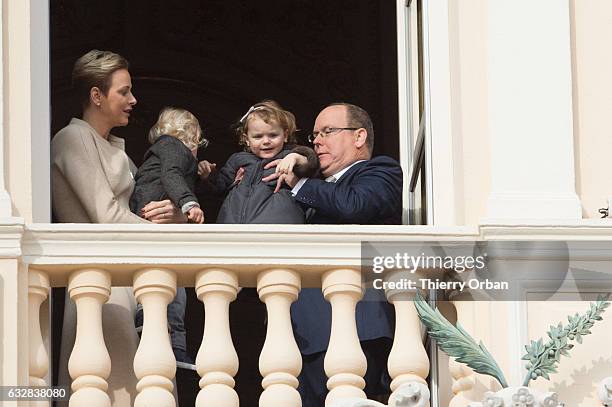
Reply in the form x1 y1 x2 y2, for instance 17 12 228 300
51 118 148 223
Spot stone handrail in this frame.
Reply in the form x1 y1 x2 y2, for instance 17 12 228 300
23 223 477 406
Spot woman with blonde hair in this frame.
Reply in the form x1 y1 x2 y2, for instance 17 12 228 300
51 49 187 405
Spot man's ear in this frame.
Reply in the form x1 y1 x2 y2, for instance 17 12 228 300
90 87 102 107
243 134 250 146
354 128 368 149
284 129 289 143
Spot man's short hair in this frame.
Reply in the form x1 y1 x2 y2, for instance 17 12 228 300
328 102 374 153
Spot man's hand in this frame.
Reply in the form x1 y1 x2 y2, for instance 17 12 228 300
234 167 245 184
198 160 216 180
273 173 298 193
187 207 204 224
141 200 188 224
268 153 307 175
262 155 303 192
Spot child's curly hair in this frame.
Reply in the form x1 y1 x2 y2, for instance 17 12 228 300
149 107 208 151
234 100 297 150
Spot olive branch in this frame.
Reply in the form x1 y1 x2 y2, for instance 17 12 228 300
414 291 610 388
413 291 509 388
521 295 610 386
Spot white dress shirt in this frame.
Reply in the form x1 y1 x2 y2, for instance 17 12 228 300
291 160 366 195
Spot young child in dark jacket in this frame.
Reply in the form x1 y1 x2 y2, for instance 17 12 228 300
130 107 207 366
199 100 318 224
130 107 205 223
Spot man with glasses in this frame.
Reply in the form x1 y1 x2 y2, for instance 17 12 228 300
271 102 402 405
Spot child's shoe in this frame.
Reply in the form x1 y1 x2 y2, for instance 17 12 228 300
174 348 196 371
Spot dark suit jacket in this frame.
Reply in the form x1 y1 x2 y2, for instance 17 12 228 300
130 135 198 215
291 156 403 355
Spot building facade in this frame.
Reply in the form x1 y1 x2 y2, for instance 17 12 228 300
1 0 612 406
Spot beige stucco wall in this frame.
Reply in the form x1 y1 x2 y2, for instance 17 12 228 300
449 0 612 223
448 0 490 227
571 0 612 218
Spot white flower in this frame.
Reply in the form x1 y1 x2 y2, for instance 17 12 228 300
541 393 559 407
482 392 504 407
511 388 535 407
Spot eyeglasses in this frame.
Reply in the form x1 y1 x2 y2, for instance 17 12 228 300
307 127 360 143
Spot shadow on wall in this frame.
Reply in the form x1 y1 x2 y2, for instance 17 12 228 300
549 356 612 406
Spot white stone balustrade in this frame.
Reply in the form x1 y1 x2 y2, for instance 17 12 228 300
257 268 303 407
67 268 112 407
322 268 367 406
20 225 509 407
28 269 50 387
28 269 50 407
133 268 177 407
16 223 612 407
195 268 240 407
28 263 439 407
384 273 430 407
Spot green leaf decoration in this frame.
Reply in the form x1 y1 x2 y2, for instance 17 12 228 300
413 291 509 388
521 295 610 386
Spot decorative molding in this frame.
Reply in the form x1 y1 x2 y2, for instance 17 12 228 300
21 224 476 286
22 224 478 265
468 387 563 407
0 218 25 257
480 219 612 240
18 221 612 287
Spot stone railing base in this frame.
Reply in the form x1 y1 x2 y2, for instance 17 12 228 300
468 387 562 407
331 382 430 407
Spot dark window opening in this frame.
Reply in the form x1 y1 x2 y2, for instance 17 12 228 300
50 1 399 404
51 0 399 223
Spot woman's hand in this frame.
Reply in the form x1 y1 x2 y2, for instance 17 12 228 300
187 207 204 224
198 160 216 180
141 200 187 224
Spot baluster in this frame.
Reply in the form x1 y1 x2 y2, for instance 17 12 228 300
449 299 476 407
132 268 177 407
67 268 112 407
257 268 302 407
29 269 50 407
195 268 239 407
385 283 430 407
322 268 367 405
